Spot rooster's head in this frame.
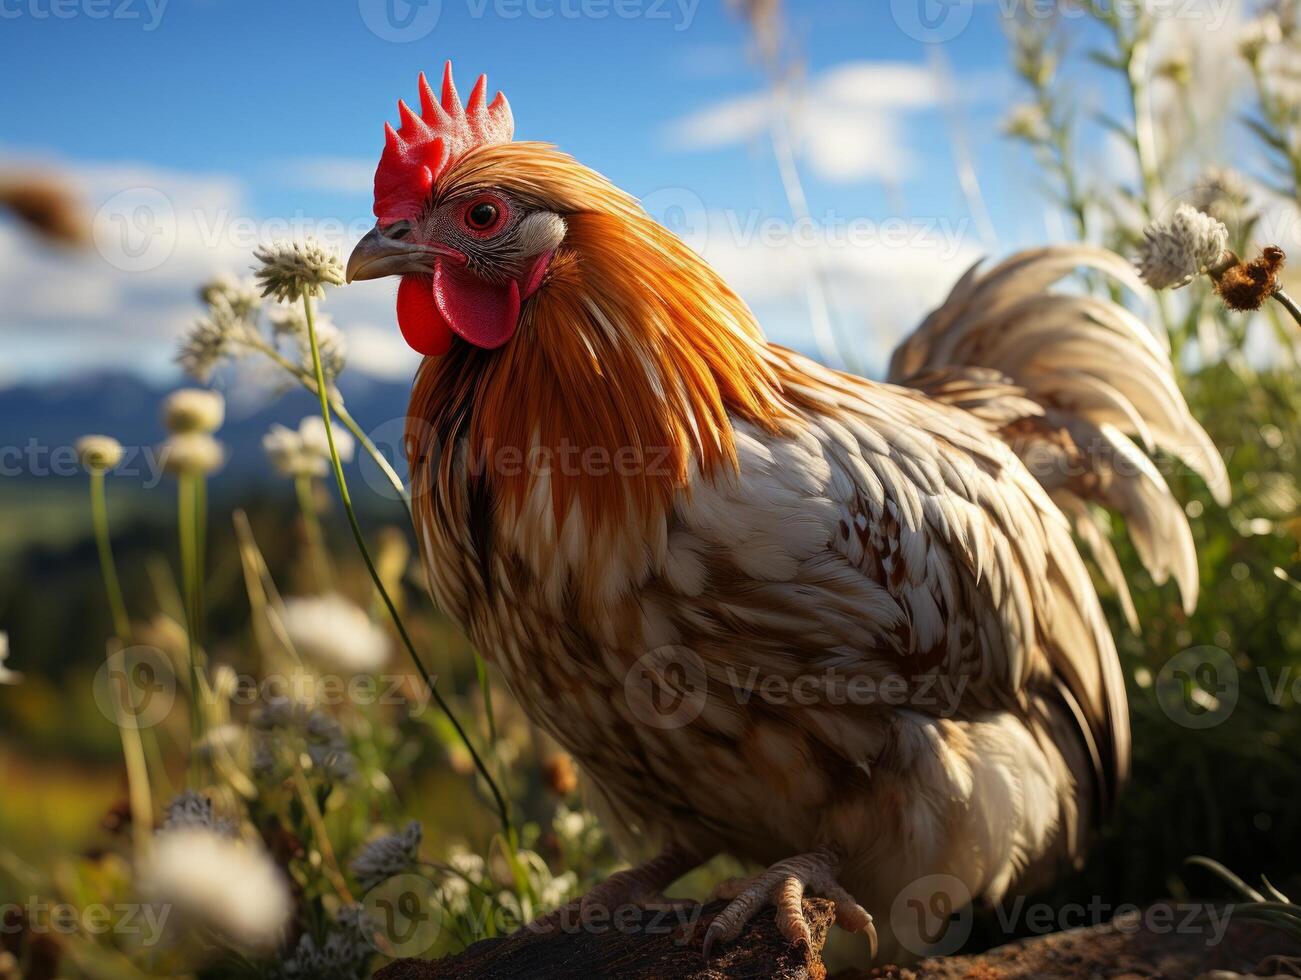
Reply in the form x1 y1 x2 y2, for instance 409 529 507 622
347 63 566 357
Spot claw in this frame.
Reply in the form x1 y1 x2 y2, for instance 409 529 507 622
698 847 875 962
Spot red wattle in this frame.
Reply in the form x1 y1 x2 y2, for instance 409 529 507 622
433 261 521 350
396 275 453 356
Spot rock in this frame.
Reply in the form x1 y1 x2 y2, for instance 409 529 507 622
375 898 835 980
376 900 1299 980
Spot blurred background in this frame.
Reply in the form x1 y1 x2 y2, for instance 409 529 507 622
2 0 1301 975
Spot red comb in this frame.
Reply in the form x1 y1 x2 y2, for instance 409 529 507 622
372 62 513 225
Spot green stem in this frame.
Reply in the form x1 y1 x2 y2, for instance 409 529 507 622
90 470 131 643
178 473 205 757
300 291 513 838
294 474 334 591
248 339 411 515
88 471 153 855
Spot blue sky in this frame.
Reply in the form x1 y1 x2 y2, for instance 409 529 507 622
0 0 1173 385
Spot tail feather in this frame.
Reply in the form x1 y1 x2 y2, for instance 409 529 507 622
889 245 1226 626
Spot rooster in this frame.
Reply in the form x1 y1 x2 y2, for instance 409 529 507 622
346 65 1226 960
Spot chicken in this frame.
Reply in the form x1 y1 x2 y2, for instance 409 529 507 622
346 65 1226 960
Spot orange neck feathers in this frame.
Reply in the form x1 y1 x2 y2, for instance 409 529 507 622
407 144 792 532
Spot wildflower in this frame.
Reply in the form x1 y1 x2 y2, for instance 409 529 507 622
263 423 327 479
280 594 390 673
263 417 355 479
162 388 225 434
160 791 238 836
269 305 348 380
1001 103 1048 143
199 274 262 318
254 240 345 303
1215 246 1286 312
276 905 375 980
1240 13 1283 62
351 820 423 890
299 415 355 463
139 827 291 949
1134 204 1229 289
0 633 21 685
160 432 225 477
75 435 124 473
1189 168 1254 226
252 699 355 782
177 299 255 382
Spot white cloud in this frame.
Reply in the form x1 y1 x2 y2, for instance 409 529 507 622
692 209 983 373
0 150 397 383
341 322 423 382
668 61 948 183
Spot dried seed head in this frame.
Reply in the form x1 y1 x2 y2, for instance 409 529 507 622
161 432 225 477
75 435 124 473
163 389 225 434
1134 204 1230 289
253 240 345 303
1215 246 1286 312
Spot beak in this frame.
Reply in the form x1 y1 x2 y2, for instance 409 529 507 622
346 224 461 283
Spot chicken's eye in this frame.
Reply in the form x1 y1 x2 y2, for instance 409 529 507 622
462 197 506 235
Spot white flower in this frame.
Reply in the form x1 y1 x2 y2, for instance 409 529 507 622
269 305 347 380
262 417 354 479
139 828 291 949
75 435 124 473
178 298 256 382
263 423 326 479
199 274 262 318
0 633 21 685
280 594 390 673
1240 13 1283 61
161 433 225 477
299 416 355 464
163 389 225 435
254 240 345 303
1134 204 1230 289
1190 167 1254 224
1002 103 1048 142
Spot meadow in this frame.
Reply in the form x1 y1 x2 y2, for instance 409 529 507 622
2 2 1301 977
